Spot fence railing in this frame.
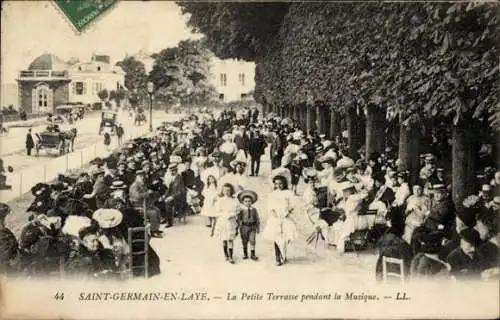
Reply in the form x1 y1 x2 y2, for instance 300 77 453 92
1 125 150 203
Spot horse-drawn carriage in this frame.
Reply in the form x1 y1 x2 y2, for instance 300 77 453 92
56 104 86 123
99 111 117 135
35 128 77 156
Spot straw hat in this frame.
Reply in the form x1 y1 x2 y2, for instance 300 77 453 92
237 190 258 203
110 181 127 190
302 167 318 179
230 159 246 169
92 209 123 229
270 167 292 186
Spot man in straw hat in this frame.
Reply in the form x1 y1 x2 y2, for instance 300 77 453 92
237 190 261 261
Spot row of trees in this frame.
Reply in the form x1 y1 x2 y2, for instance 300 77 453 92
113 39 217 110
179 2 499 210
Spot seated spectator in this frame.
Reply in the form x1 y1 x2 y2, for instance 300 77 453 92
410 231 450 280
476 209 499 272
375 214 413 283
446 228 482 280
64 225 115 278
403 185 431 244
0 203 18 274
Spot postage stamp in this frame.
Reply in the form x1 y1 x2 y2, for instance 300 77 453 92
54 0 119 32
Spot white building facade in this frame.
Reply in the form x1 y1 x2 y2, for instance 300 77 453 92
68 55 125 104
209 57 255 102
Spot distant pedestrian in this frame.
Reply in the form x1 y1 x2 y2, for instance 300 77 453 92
103 132 111 151
26 128 34 156
116 124 124 146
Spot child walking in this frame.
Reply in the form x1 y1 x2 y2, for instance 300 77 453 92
200 175 218 236
213 183 240 264
237 190 260 260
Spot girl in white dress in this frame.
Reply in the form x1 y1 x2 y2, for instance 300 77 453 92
200 175 219 236
262 175 297 266
213 183 241 264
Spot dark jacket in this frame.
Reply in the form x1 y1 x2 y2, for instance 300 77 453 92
248 134 267 157
26 133 35 148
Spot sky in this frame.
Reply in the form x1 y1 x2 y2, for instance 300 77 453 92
0 0 201 85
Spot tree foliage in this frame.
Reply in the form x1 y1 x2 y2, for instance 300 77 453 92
115 56 148 91
181 2 499 129
149 39 216 106
97 89 108 102
178 2 289 61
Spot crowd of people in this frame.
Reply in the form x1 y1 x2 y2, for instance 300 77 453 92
0 104 498 282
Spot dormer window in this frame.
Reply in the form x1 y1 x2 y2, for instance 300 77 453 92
78 66 82 71
97 66 101 71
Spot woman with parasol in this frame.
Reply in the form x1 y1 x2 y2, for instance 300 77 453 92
262 172 297 266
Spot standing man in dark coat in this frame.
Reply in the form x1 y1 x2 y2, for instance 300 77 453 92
164 163 186 227
248 129 267 176
270 130 284 170
26 128 35 156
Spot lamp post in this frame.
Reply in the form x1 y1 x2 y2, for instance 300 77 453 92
147 81 154 133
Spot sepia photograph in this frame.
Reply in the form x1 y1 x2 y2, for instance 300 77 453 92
0 1 499 319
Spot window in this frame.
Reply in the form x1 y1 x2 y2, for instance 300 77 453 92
219 93 225 101
92 83 103 95
241 93 247 99
75 82 84 95
97 66 101 71
33 84 52 113
238 73 245 86
220 73 227 86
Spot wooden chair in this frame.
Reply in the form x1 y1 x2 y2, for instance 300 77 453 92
382 256 405 284
127 224 150 279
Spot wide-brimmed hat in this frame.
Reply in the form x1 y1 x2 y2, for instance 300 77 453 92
319 155 335 166
230 159 246 168
169 155 183 164
237 190 258 203
432 184 447 192
92 209 123 229
302 168 318 179
110 180 127 190
31 183 51 197
270 168 292 186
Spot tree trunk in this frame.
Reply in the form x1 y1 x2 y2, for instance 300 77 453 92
329 108 340 139
306 104 312 135
452 118 476 212
315 105 323 134
346 107 362 159
293 104 299 123
398 118 421 186
365 104 386 159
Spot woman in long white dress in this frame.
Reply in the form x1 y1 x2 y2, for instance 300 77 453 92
262 175 297 266
200 175 219 236
213 183 241 264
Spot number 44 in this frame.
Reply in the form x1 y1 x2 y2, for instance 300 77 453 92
54 292 65 300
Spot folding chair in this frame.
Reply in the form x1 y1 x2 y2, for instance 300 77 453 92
382 256 405 284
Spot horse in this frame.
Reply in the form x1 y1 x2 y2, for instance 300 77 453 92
59 128 77 153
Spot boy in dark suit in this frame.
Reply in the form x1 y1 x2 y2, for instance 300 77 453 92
237 190 260 260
